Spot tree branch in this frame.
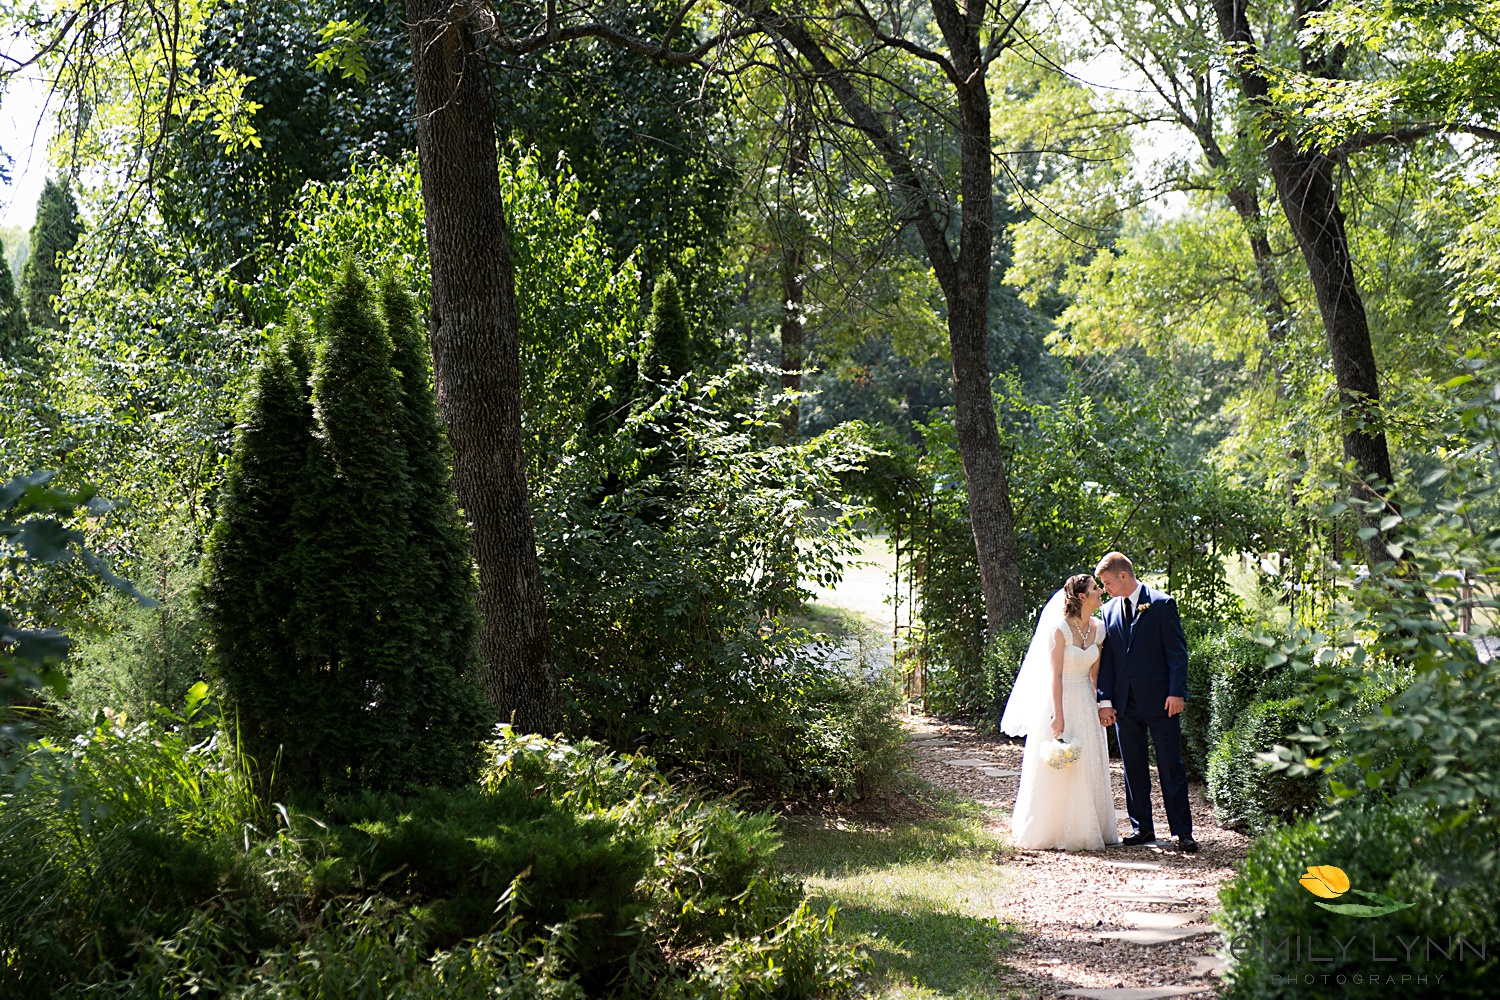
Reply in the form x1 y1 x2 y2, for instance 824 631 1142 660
1336 121 1500 153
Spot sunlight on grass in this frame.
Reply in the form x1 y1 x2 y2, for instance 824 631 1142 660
776 798 1019 999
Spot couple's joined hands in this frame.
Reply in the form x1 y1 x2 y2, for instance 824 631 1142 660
1096 696 1184 728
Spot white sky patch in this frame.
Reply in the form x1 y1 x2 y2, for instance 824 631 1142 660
1067 42 1201 218
1 58 55 229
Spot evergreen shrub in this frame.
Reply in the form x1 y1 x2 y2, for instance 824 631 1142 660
636 271 693 390
19 177 83 330
202 263 490 795
1217 805 1499 998
1207 697 1324 832
0 712 863 997
1180 619 1285 780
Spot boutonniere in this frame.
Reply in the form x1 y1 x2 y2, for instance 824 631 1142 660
1135 598 1152 619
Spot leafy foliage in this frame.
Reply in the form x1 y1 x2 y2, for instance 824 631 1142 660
264 151 637 480
488 9 737 337
1217 805 1500 998
2 471 154 751
0 713 863 997
157 1 417 270
1264 360 1500 822
65 519 209 721
539 364 904 800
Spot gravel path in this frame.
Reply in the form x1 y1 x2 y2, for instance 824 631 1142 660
903 713 1243 999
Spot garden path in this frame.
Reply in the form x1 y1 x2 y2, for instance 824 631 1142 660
810 540 1248 997
903 713 1248 999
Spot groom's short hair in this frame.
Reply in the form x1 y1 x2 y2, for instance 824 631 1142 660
1096 552 1134 577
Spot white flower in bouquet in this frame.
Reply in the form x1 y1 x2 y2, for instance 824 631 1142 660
1040 738 1081 769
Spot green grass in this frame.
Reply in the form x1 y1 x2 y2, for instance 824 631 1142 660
784 601 883 640
775 795 1018 999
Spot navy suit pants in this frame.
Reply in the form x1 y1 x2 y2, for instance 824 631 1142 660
1115 696 1192 839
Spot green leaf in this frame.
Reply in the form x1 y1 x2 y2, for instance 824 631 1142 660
15 519 74 562
1314 900 1415 917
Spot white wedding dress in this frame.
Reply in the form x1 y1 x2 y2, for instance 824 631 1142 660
1009 625 1120 851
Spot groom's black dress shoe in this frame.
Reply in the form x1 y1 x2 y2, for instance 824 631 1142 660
1177 837 1199 853
1120 832 1157 847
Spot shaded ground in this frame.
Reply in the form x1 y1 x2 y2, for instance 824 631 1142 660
778 794 1017 1000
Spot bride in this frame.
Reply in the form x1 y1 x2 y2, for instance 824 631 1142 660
1001 574 1120 851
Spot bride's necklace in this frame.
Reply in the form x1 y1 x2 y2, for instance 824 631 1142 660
1067 616 1090 647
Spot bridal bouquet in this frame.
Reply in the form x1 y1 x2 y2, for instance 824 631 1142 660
1040 738 1081 769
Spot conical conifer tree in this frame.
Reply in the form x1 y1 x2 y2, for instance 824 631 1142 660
0 253 26 360
20 178 83 330
636 272 692 391
381 276 490 730
207 266 491 795
202 330 317 780
289 263 489 792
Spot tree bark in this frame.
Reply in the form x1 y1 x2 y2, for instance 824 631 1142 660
1222 181 1289 356
406 0 557 731
1212 0 1395 566
778 108 810 443
739 0 1027 630
948 56 1026 637
779 242 805 442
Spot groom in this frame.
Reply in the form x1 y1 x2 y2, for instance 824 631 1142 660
1094 552 1196 853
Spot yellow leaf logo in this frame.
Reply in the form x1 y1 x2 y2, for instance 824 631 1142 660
1299 865 1351 899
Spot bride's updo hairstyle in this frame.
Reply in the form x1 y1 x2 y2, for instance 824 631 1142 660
1062 573 1094 618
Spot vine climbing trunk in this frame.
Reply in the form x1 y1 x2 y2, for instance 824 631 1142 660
1212 0 1396 569
405 0 557 731
778 100 811 443
779 242 805 443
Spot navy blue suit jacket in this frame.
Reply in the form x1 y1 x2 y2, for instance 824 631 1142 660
1096 585 1189 717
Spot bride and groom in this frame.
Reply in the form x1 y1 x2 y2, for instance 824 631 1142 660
1001 552 1197 854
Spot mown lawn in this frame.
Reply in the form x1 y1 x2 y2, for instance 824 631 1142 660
776 795 1021 999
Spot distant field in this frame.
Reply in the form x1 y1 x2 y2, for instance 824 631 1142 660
807 533 898 635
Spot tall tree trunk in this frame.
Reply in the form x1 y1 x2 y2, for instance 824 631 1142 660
779 242 805 442
406 0 557 731
745 1 1027 630
778 107 811 443
1222 182 1289 356
950 75 1025 636
1212 0 1395 567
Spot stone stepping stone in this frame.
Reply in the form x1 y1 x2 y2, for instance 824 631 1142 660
1101 892 1192 905
1188 955 1225 978
1115 809 1131 819
1059 989 1210 999
978 767 1020 777
1099 859 1166 871
1121 910 1206 928
944 758 999 767
1097 927 1215 945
